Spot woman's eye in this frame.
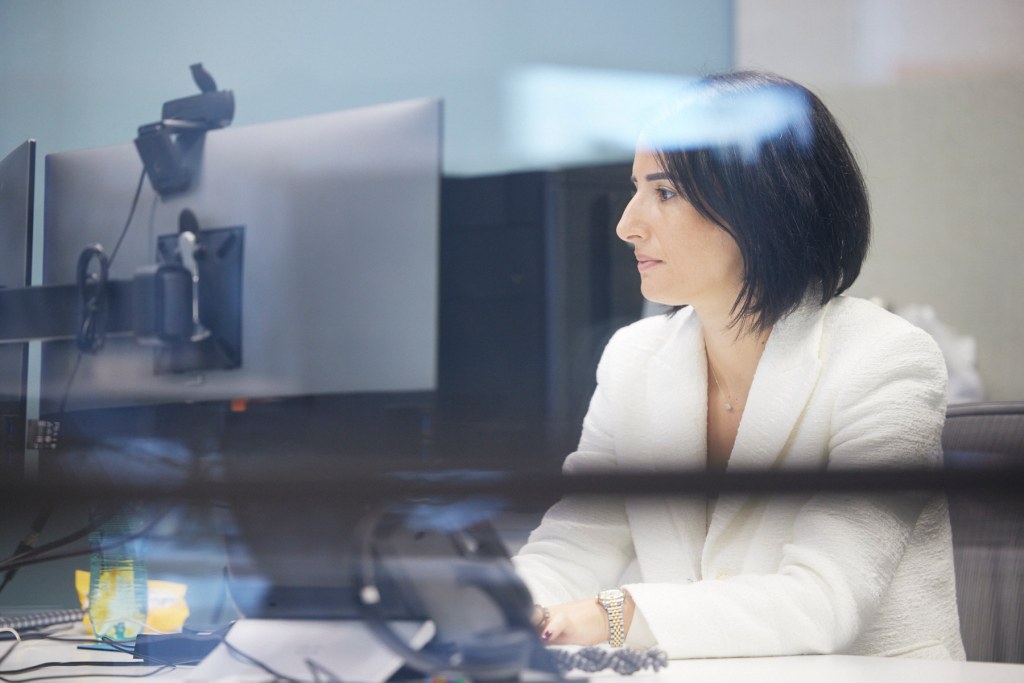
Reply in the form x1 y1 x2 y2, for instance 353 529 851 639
656 187 677 201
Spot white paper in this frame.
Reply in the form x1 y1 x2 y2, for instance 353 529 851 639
188 618 435 683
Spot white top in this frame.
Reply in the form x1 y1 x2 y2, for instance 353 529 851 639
514 296 966 660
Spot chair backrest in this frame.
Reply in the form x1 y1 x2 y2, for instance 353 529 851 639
943 401 1024 465
941 401 1024 663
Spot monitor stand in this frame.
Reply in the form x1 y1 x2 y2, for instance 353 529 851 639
190 618 435 682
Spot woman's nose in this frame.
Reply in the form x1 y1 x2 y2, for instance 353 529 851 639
615 195 644 243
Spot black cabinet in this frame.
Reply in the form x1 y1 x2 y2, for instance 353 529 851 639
437 163 643 465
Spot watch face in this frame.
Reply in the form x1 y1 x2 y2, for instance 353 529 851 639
599 589 624 603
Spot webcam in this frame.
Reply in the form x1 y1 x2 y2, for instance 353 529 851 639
134 63 234 196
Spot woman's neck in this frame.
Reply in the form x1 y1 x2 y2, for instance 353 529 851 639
699 305 771 473
699 308 771 406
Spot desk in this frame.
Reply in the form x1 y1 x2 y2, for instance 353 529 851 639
664 654 1024 682
3 628 1023 683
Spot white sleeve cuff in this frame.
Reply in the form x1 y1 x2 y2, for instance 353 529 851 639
624 600 657 648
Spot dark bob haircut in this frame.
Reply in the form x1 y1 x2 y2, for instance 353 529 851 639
643 70 870 333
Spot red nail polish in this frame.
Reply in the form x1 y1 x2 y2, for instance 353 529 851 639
543 630 552 640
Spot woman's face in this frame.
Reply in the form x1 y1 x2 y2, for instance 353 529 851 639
616 148 744 311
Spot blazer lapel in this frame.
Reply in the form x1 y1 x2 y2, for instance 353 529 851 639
635 310 707 470
704 302 826 556
620 310 710 581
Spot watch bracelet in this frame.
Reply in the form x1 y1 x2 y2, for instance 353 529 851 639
599 590 626 647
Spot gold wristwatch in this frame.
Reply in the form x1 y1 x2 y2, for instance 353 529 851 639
597 588 625 647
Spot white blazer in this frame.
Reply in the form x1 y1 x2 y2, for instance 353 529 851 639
513 296 965 660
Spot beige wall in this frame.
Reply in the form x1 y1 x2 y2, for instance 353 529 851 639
737 0 1024 401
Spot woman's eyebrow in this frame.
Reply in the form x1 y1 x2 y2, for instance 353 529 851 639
629 172 671 185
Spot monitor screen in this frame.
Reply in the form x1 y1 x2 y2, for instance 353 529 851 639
41 98 441 417
0 139 35 477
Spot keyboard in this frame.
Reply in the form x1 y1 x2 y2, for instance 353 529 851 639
0 608 85 633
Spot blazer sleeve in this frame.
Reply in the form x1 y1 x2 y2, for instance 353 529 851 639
512 331 637 606
624 322 949 658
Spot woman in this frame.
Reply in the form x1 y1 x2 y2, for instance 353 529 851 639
511 71 964 660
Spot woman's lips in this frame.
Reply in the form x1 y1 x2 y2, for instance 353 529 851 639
635 253 663 272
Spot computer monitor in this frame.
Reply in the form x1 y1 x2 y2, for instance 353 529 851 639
0 139 35 479
37 100 552 675
39 98 442 466
37 95 450 619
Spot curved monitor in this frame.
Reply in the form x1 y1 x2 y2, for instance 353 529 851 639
41 99 441 415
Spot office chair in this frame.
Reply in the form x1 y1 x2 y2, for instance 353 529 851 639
941 401 1024 663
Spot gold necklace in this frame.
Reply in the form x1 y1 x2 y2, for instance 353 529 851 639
708 361 736 412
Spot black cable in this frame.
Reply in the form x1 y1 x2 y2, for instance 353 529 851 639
0 625 173 682
55 353 83 418
0 506 116 571
0 506 168 573
0 629 81 644
108 169 147 267
0 536 91 574
0 635 19 670
5 169 149 602
99 637 176 669
74 245 111 355
221 637 301 682
61 165 146 405
0 504 54 595
0 662 174 682
304 658 344 683
224 644 342 683
0 500 102 601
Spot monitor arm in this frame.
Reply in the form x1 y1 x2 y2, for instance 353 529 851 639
0 215 243 376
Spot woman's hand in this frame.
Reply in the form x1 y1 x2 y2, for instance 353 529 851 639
533 593 636 646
